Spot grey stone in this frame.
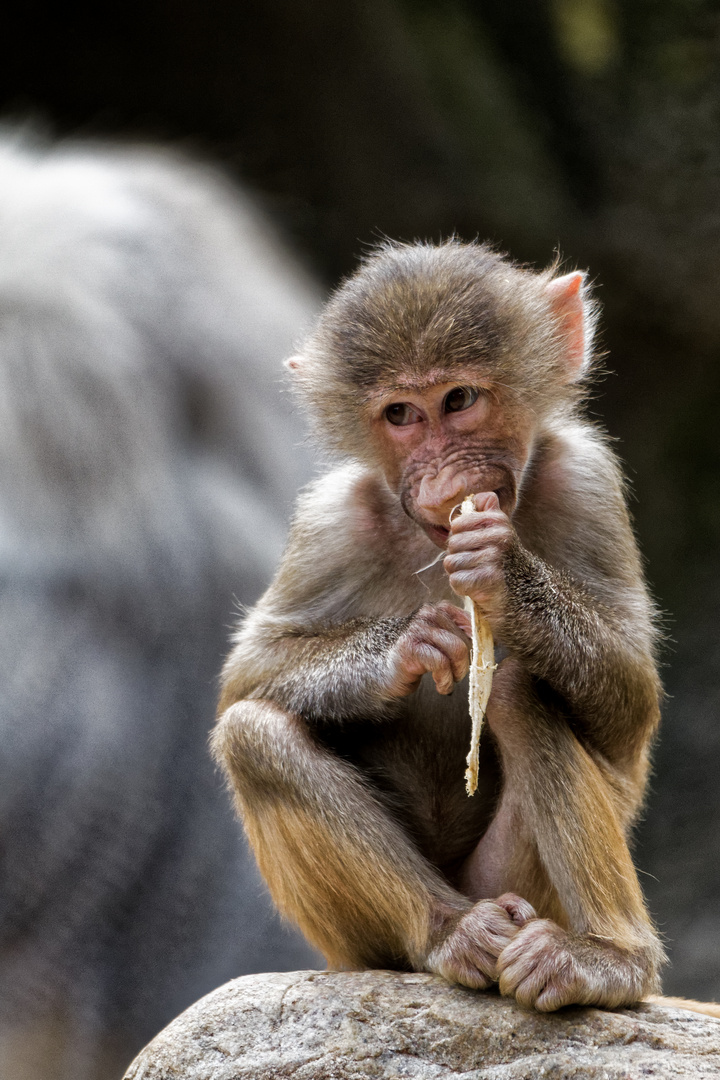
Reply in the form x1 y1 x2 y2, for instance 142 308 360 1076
123 969 720 1079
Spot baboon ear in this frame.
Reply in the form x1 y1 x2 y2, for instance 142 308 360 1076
546 271 589 382
285 355 304 373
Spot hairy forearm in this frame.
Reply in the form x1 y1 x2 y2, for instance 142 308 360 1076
226 615 414 723
500 546 661 756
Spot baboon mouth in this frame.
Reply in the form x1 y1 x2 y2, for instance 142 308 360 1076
422 523 450 548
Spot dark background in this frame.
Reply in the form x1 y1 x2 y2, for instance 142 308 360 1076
2 0 720 1033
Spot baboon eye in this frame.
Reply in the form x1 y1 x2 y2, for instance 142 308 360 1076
443 386 480 413
384 402 423 426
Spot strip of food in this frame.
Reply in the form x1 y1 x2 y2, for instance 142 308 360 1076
458 496 497 796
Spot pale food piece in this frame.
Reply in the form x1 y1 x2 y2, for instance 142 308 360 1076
458 496 497 795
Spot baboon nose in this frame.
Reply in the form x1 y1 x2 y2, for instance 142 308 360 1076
417 469 469 524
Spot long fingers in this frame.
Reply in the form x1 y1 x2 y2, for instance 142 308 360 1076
390 604 471 697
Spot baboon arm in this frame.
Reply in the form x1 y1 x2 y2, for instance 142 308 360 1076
500 429 662 766
218 468 448 720
499 546 661 764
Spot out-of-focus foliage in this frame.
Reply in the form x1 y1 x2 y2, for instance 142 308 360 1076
1 0 720 1007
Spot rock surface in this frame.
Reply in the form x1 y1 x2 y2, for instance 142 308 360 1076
123 969 720 1079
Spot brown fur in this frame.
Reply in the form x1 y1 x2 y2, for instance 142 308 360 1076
288 240 598 462
214 240 667 1011
646 995 720 1019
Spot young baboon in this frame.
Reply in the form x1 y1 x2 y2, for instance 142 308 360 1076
215 239 666 1011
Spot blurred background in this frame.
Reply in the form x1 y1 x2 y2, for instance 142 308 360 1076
1 0 719 1076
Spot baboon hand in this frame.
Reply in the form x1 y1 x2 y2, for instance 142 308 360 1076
497 919 656 1011
426 894 537 989
445 491 518 622
386 602 471 697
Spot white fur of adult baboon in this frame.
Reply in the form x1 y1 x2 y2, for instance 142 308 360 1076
0 130 321 1080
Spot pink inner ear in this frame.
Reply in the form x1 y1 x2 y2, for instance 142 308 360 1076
546 271 586 379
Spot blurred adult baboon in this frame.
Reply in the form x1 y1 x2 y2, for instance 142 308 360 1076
0 132 321 1080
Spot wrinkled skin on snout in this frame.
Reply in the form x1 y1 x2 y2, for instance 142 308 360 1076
372 374 534 608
